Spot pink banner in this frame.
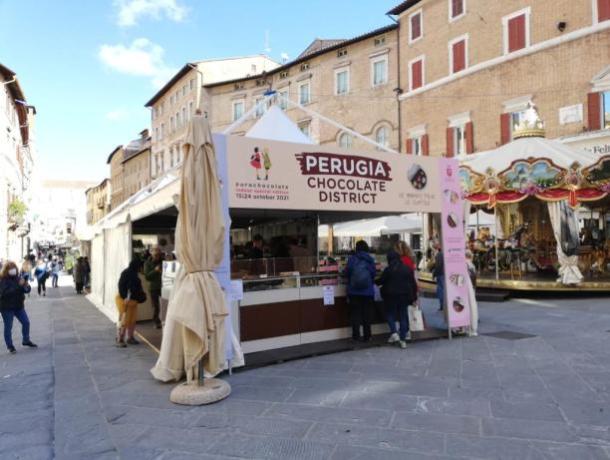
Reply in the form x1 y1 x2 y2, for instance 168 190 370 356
439 158 471 329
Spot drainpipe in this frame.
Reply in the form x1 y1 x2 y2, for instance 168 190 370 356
387 14 403 153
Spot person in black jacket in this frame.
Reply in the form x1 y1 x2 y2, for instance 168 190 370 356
0 261 37 354
115 259 147 347
376 250 417 349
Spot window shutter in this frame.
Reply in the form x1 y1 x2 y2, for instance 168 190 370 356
508 15 526 52
588 92 602 131
598 0 610 22
500 113 511 145
406 138 413 154
411 14 421 39
422 134 430 156
465 121 474 154
452 40 466 73
452 0 464 17
446 127 455 157
412 60 423 90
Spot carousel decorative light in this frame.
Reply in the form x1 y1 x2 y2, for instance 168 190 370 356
513 104 546 140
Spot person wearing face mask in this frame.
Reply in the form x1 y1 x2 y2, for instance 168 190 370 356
0 261 37 354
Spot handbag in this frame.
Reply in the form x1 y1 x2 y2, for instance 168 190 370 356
408 304 425 332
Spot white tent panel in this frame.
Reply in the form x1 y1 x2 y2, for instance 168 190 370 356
458 136 599 173
320 215 422 238
100 220 132 322
90 233 106 307
246 106 314 144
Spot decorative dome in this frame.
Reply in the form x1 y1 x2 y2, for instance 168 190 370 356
513 104 546 139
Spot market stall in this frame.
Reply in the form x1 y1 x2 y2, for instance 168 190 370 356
454 125 610 291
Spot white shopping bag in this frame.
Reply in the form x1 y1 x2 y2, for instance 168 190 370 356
374 285 383 302
408 305 425 332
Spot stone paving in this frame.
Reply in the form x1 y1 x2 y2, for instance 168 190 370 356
1 280 610 459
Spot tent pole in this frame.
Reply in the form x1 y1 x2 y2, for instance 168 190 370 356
494 206 500 281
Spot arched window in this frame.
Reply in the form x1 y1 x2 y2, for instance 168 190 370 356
375 126 389 150
338 132 353 149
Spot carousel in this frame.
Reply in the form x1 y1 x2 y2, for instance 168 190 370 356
449 111 610 292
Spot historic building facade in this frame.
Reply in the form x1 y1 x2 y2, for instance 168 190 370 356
0 63 36 262
85 179 111 225
205 25 400 152
388 0 610 157
145 56 279 179
122 130 152 198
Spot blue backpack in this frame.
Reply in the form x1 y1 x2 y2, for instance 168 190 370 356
350 258 372 290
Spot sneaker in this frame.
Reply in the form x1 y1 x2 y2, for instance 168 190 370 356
22 341 38 348
399 341 407 349
8 346 16 354
126 338 140 345
406 331 412 341
115 340 127 348
387 333 400 344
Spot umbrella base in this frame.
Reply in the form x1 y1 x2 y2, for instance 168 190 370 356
170 378 231 405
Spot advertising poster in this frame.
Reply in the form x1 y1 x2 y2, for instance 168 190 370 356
226 136 443 214
439 158 471 329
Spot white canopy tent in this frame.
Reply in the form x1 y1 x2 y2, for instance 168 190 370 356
319 214 423 238
457 136 599 172
246 106 314 144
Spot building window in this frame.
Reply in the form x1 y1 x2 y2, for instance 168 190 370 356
454 124 467 155
335 68 349 95
300 63 310 71
188 101 194 118
255 97 266 117
449 35 468 74
170 148 174 168
412 136 423 156
232 100 245 121
182 107 187 124
279 71 289 79
409 9 423 43
299 82 311 105
371 56 388 87
449 0 465 21
374 36 386 47
375 126 389 150
337 49 348 58
338 132 353 149
298 121 311 138
170 116 175 131
596 0 610 22
409 56 425 91
279 89 289 110
182 85 186 97
503 8 530 54
189 78 195 90
155 127 159 141
176 111 181 128
161 123 165 139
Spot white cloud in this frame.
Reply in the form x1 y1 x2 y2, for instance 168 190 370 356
114 0 187 27
105 108 129 121
98 38 176 88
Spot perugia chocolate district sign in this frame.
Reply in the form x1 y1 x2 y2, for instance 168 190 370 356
225 135 442 214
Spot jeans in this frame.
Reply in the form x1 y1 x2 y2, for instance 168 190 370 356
436 276 445 310
349 295 373 340
384 295 410 340
1 308 30 349
37 277 46 295
52 274 59 288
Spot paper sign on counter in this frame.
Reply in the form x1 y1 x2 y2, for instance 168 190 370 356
323 286 335 306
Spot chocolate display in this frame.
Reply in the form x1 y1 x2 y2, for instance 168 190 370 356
408 164 427 190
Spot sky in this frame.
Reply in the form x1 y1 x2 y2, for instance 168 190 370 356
0 0 400 182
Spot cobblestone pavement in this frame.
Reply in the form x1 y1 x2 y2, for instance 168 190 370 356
1 281 610 459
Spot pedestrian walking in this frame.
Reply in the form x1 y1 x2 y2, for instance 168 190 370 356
394 240 416 270
345 240 376 342
73 258 86 294
83 257 91 291
34 259 49 297
51 258 60 288
432 243 445 311
144 246 164 329
0 261 37 354
376 250 418 349
115 259 147 347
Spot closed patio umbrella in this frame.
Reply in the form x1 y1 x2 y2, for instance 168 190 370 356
151 114 230 404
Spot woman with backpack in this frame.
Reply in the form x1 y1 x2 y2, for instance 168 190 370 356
345 240 376 342
34 259 49 297
376 250 418 349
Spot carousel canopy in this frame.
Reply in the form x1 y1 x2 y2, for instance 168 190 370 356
458 136 610 207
